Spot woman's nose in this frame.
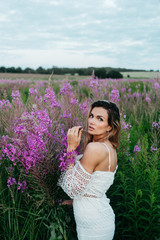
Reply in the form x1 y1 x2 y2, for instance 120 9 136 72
89 118 95 125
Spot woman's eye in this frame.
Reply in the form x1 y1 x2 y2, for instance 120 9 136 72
98 118 103 121
89 114 93 118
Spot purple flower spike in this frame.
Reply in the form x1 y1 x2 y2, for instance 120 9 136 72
110 89 119 103
133 145 141 154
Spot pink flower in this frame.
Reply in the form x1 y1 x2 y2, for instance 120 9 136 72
79 101 88 115
152 120 160 129
29 88 38 96
145 95 151 103
61 110 71 119
150 146 158 152
11 90 21 102
59 151 77 171
7 177 17 187
121 88 126 93
133 145 141 154
70 98 79 105
122 121 132 131
1 108 53 171
60 82 72 95
17 180 28 191
155 82 160 90
132 93 141 98
90 79 100 88
43 87 60 107
0 99 11 109
11 90 23 106
110 89 119 102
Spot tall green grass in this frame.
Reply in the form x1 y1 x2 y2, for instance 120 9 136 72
108 132 160 240
0 77 160 239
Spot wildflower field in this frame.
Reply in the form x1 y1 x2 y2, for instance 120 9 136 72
0 75 160 240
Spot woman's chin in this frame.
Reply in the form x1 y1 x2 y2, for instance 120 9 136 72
87 129 94 134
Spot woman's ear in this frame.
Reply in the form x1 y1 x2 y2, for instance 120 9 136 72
107 126 112 132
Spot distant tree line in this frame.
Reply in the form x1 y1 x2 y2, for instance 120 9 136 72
0 66 157 79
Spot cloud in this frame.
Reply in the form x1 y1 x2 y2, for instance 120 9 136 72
0 15 10 22
0 48 118 68
102 0 122 11
0 0 160 69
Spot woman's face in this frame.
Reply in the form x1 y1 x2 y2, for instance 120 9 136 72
87 107 112 141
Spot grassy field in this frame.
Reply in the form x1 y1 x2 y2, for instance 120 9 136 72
0 71 159 81
0 76 160 240
121 71 159 79
0 73 89 81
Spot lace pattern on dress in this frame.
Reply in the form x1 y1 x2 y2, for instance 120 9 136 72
58 161 92 199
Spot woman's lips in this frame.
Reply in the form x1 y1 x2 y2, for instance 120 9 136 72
88 126 95 131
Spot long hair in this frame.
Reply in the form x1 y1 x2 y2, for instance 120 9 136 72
84 100 121 149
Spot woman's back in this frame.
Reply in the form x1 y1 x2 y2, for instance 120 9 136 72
93 142 118 173
74 142 118 198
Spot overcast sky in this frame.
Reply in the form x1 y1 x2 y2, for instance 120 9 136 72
0 0 160 70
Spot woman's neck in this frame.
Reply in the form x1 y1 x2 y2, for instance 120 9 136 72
92 135 107 142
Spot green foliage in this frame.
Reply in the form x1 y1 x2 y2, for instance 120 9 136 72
70 81 79 92
0 77 160 239
94 68 108 79
79 86 90 98
129 81 144 93
106 70 123 79
70 81 78 87
0 157 77 240
53 84 60 94
20 87 29 103
1 66 155 78
108 134 160 240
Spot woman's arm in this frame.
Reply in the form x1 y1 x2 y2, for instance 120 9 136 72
58 142 107 198
64 126 83 170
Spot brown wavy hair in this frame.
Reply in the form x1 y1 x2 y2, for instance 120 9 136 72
84 100 121 149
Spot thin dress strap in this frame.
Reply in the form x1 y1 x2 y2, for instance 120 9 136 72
101 142 111 171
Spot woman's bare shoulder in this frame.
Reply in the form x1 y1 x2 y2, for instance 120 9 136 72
83 142 108 161
80 142 107 173
86 142 107 151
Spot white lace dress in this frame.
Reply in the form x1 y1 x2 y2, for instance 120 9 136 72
58 143 118 240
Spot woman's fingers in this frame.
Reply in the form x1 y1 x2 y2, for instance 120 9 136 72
78 128 83 140
67 126 83 150
68 126 82 135
74 126 83 135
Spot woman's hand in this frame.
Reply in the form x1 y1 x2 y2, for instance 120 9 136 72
67 126 83 152
61 199 73 206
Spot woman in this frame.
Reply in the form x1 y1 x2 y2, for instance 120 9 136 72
58 100 121 240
